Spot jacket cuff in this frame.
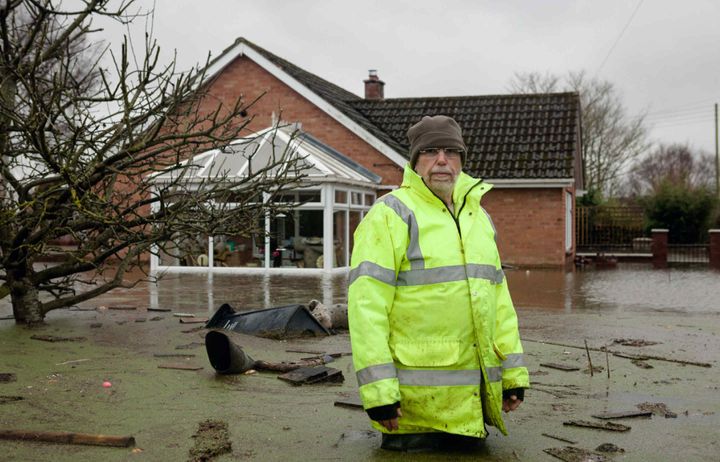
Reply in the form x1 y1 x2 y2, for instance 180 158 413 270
502 388 525 401
366 402 400 421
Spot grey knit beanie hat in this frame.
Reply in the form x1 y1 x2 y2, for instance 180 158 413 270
407 115 467 168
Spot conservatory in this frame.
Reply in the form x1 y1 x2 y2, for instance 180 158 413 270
149 124 382 273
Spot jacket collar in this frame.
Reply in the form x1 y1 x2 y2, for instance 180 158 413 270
400 164 492 208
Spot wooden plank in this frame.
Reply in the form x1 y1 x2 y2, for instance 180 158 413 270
0 396 24 405
107 305 136 311
147 307 172 312
333 399 364 410
277 366 344 385
0 429 135 448
179 318 207 324
563 420 631 432
153 353 196 358
544 447 609 462
157 364 203 371
30 335 86 343
592 410 652 420
541 433 578 444
540 363 581 372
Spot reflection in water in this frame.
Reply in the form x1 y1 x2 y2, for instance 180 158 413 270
146 272 350 314
1 264 716 317
508 263 719 314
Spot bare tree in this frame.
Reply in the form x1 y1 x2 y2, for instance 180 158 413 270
508 70 649 196
0 1 308 323
625 143 716 196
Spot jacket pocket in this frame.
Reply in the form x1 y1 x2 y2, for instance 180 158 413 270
492 342 507 362
392 339 460 367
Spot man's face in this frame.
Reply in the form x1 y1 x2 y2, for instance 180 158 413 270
414 148 463 198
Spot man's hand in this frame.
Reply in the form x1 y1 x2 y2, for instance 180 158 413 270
502 394 523 413
378 408 403 431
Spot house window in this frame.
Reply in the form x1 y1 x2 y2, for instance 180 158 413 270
335 190 347 204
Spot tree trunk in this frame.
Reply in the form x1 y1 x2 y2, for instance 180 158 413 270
10 276 44 324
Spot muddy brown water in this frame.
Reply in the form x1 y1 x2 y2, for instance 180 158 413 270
1 263 719 461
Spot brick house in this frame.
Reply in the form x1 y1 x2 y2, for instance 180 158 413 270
186 38 583 268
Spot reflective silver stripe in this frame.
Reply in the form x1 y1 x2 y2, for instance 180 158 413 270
349 261 396 287
397 265 466 286
502 354 525 369
358 365 508 387
398 369 482 387
486 367 503 383
356 363 397 386
466 264 505 284
380 195 424 270
480 206 497 241
397 264 503 286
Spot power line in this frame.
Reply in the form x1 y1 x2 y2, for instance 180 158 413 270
596 0 644 76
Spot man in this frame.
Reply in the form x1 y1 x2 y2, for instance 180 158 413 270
348 115 529 451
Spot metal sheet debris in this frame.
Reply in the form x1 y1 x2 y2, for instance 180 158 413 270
205 303 330 339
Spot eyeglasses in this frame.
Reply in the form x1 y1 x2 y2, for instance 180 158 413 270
418 147 464 158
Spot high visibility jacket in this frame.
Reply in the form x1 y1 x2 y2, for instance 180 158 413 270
348 165 529 437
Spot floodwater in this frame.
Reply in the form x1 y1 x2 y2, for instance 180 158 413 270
1 263 719 461
16 262 713 318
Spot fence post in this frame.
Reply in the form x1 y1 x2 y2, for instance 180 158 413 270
651 229 668 269
710 230 720 270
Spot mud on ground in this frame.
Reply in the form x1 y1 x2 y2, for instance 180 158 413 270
1 271 719 461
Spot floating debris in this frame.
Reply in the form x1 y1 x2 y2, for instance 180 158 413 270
541 433 578 444
147 307 172 312
0 373 16 383
0 396 23 404
613 338 660 347
153 353 196 358
540 363 580 372
563 420 631 432
631 359 654 369
277 366 344 385
206 303 330 340
157 364 203 371
188 420 232 462
179 318 208 324
30 335 86 343
334 398 364 410
637 402 678 418
596 443 625 453
175 342 204 350
544 446 609 462
107 305 136 311
592 410 652 420
0 429 135 447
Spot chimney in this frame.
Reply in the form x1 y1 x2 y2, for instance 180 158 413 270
364 69 385 100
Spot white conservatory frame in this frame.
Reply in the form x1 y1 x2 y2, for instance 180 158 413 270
148 125 383 274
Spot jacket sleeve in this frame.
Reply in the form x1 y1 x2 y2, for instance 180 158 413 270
348 203 404 410
494 278 530 391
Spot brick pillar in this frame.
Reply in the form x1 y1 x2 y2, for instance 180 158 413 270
710 229 720 270
651 229 668 269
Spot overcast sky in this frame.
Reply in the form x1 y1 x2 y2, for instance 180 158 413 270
101 0 720 158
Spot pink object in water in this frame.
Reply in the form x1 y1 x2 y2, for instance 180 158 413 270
102 381 112 388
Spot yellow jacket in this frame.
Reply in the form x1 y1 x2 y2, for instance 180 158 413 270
348 165 529 437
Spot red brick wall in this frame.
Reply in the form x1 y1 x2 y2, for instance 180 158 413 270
483 188 570 267
198 56 404 186
192 55 575 267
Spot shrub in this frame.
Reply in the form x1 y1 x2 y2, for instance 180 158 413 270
640 180 719 243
